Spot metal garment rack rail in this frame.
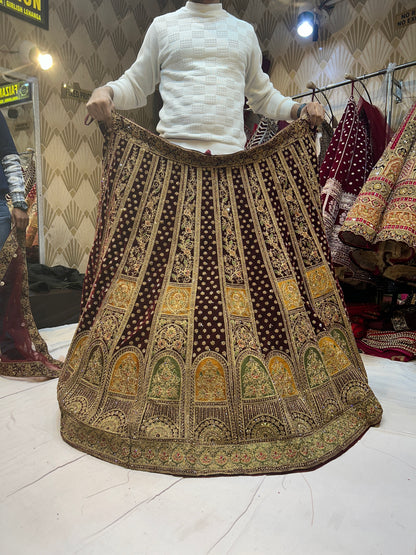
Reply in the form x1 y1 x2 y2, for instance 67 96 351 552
292 60 416 128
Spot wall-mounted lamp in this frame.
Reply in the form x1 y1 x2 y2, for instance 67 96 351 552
36 52 53 71
20 40 53 71
1 41 53 81
297 11 319 41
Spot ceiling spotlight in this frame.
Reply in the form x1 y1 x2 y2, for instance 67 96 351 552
297 11 317 39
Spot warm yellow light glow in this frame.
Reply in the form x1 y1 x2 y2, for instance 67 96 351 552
37 52 53 71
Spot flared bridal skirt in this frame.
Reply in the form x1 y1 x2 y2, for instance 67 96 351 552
57 114 382 476
0 230 61 378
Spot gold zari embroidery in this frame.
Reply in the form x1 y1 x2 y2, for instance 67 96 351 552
58 114 382 476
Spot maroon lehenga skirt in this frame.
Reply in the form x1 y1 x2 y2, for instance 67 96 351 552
57 114 382 476
0 230 61 378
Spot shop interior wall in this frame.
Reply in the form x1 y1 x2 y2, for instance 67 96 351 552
0 0 415 272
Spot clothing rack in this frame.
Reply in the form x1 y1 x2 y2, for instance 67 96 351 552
293 60 416 128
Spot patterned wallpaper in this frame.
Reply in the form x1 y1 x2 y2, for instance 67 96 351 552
0 0 415 271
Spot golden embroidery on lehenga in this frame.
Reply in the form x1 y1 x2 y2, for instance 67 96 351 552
292 412 315 433
171 167 197 283
101 143 141 255
195 419 232 443
277 279 303 311
340 103 416 248
95 311 123 342
268 356 298 397
226 287 250 317
241 356 275 399
195 357 227 402
153 319 188 358
245 414 285 439
321 399 341 423
230 321 259 357
109 351 140 396
341 381 369 405
95 410 127 433
247 164 290 278
330 329 352 358
0 230 62 378
304 347 329 388
281 177 321 267
318 337 351 375
140 416 179 439
108 278 136 310
315 297 344 327
57 114 383 476
83 345 104 386
306 266 333 298
218 168 243 284
124 159 167 277
65 396 88 416
289 312 315 348
148 356 181 400
67 334 89 371
162 286 191 315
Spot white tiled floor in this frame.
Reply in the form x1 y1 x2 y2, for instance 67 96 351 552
1 324 415 555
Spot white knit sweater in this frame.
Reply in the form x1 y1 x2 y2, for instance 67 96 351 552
107 1 296 154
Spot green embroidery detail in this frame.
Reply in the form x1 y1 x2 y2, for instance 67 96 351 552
304 347 329 388
241 356 275 399
148 356 181 400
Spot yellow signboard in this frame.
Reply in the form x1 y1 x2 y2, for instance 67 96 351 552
0 81 32 107
0 0 49 30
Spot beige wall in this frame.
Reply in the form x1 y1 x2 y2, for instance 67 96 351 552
0 0 415 271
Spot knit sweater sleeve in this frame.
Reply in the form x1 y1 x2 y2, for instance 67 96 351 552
244 27 296 122
106 22 161 110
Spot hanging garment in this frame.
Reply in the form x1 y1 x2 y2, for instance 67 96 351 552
357 97 392 168
0 230 62 377
57 114 382 476
246 115 334 169
317 119 334 167
320 97 373 279
21 150 39 262
339 103 416 278
245 116 284 149
356 329 416 362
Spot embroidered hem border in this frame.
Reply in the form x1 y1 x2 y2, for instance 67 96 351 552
0 360 60 378
60 392 380 476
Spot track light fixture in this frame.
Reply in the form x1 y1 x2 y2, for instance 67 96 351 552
297 10 319 41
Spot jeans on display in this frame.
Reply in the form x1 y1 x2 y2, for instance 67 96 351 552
0 198 11 250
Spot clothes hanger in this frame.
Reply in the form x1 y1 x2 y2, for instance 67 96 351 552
345 74 373 105
307 81 337 128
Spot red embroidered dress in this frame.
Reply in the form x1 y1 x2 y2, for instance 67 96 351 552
320 97 373 278
57 115 382 476
0 230 61 377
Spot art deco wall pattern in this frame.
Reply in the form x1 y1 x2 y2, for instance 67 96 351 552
0 0 415 271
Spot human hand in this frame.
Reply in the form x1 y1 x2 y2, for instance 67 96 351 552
12 207 29 231
301 102 325 128
86 86 115 128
